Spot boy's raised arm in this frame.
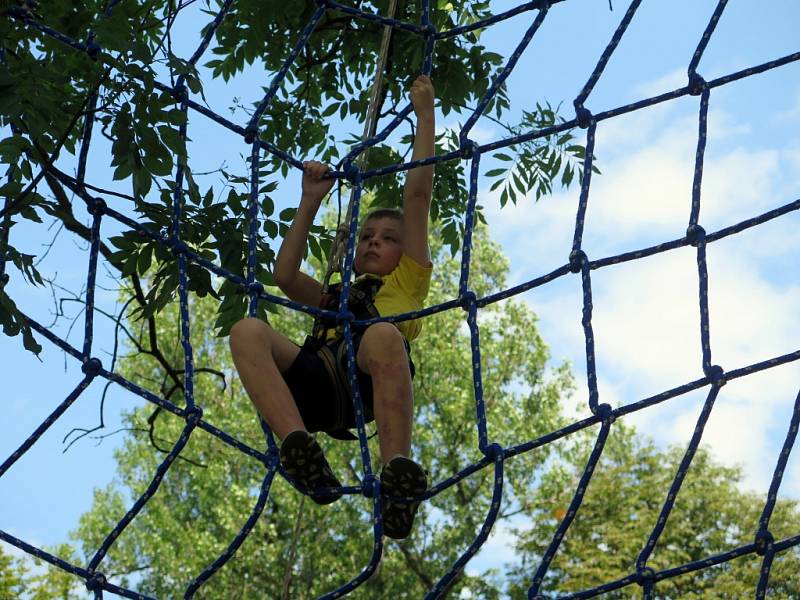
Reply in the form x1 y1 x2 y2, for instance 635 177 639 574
273 161 333 307
402 75 436 267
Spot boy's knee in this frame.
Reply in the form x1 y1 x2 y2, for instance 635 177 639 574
361 323 408 369
229 317 271 351
363 323 405 351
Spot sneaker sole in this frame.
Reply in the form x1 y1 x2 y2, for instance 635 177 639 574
380 456 427 539
280 431 342 505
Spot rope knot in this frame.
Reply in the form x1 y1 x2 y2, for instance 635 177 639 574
343 162 361 183
568 249 587 273
636 566 656 585
244 125 258 144
185 405 204 425
459 139 478 159
86 196 106 216
336 310 355 324
594 403 614 422
265 445 280 470
172 84 188 103
688 72 707 96
247 281 264 296
460 290 477 311
81 357 103 377
755 529 774 556
85 41 102 61
483 442 504 461
575 106 593 129
685 224 706 246
362 473 376 498
422 23 438 37
168 239 187 256
705 364 726 386
85 572 107 592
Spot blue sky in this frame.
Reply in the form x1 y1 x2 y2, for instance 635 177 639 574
2 0 799 595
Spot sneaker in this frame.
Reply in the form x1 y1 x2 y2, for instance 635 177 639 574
380 456 428 539
279 430 342 505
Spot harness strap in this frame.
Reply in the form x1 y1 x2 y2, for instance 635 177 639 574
315 341 352 433
308 274 408 441
312 274 383 343
306 331 414 442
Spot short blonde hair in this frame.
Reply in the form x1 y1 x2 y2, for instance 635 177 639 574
363 207 403 225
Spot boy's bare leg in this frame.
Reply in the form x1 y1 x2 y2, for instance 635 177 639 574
357 323 414 464
229 317 305 440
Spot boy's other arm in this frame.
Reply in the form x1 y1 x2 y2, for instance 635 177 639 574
403 75 435 266
274 162 332 306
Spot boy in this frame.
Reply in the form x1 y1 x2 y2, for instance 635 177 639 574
229 75 435 539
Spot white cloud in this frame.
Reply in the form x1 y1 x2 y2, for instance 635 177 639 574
775 86 800 123
468 123 499 145
467 519 520 575
632 68 687 99
590 249 702 390
784 145 800 176
589 117 778 249
700 146 781 228
483 96 800 501
437 120 498 145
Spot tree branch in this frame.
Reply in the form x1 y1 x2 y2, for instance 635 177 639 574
280 494 306 600
396 541 435 588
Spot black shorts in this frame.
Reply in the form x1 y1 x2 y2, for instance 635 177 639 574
282 333 415 436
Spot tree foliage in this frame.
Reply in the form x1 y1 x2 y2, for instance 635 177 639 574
0 545 26 599
7 218 797 597
506 424 800 599
0 0 588 355
62 225 572 598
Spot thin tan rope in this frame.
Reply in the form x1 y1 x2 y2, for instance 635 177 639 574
322 0 399 292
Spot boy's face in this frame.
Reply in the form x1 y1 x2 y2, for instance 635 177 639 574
354 217 404 276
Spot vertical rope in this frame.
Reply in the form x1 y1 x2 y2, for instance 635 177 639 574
323 0 400 292
246 143 262 318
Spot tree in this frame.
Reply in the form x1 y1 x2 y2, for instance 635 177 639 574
0 545 26 599
62 224 572 598
0 0 587 355
22 544 84 600
506 423 800 599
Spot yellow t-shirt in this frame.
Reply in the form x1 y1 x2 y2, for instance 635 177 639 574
371 253 433 341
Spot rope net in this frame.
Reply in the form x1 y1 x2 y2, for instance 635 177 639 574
2 1 799 598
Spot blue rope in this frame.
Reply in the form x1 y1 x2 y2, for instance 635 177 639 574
2 1 800 598
459 3 549 148
573 0 642 121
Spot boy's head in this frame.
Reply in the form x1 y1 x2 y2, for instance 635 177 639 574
354 208 404 276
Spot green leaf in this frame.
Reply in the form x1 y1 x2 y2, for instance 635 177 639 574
166 109 187 126
137 245 153 275
279 207 297 221
260 195 274 216
263 219 278 239
22 326 42 355
158 126 185 156
321 103 340 117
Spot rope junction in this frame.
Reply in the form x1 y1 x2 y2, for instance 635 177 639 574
2 1 800 598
